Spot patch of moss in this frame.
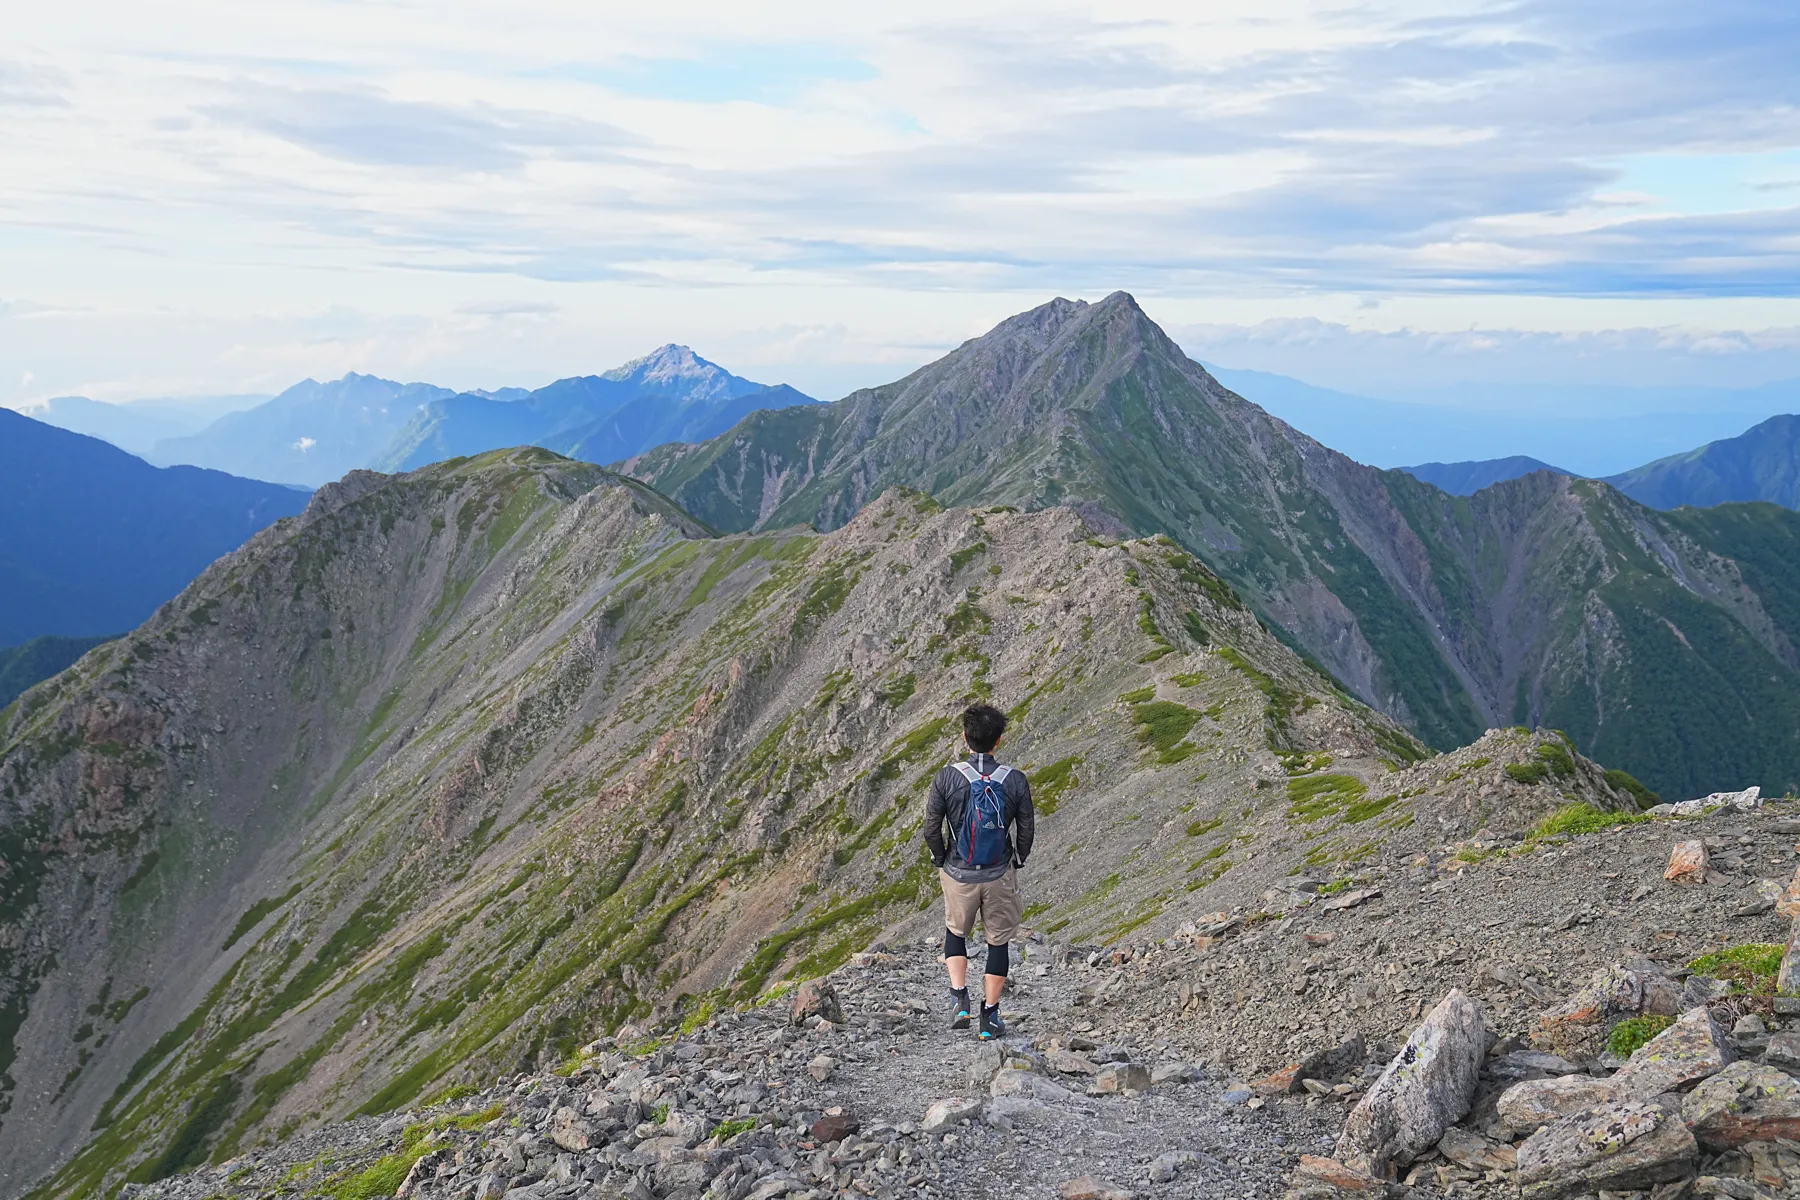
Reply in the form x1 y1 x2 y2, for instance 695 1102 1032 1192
1119 686 1155 704
1689 943 1785 993
947 542 988 573
1606 1015 1675 1057
1285 774 1367 824
1031 756 1082 816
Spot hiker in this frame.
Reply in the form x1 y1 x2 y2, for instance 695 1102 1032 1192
923 702 1035 1040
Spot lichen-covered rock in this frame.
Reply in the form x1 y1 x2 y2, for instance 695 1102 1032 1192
1530 964 1686 1060
1497 1075 1629 1135
1776 866 1800 918
1436 1127 1516 1172
1680 1061 1800 1149
1334 989 1485 1178
1666 840 1710 884
1516 1100 1697 1198
1280 1155 1390 1200
548 1106 595 1152
1612 1006 1733 1096
1778 916 1800 995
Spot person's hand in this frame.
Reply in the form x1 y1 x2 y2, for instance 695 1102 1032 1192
1012 856 1025 871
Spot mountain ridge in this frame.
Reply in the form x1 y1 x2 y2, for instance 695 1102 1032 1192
623 292 1800 798
11 444 1566 1197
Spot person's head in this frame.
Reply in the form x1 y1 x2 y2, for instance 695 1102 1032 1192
961 703 1008 754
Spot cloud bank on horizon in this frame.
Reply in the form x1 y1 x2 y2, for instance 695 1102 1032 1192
4 0 1800 402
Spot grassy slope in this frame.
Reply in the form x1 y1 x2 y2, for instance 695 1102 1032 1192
10 455 1423 1198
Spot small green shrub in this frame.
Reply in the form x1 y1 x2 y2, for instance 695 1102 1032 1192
1119 686 1155 704
1129 700 1201 763
1531 803 1649 840
1505 761 1549 785
715 1117 758 1140
1606 1015 1674 1057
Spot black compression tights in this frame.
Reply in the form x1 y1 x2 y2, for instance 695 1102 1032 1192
944 930 1010 978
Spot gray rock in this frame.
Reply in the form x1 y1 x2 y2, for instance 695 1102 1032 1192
991 1068 1073 1102
965 1041 1005 1087
790 981 844 1026
652 1157 716 1193
548 1107 595 1153
1335 989 1486 1177
921 1097 983 1130
1497 1075 1628 1135
1059 1176 1132 1200
1090 1063 1150 1094
1044 1048 1100 1075
1501 1049 1587 1076
1146 1151 1200 1184
1150 1062 1202 1085
1437 1127 1516 1172
1515 1100 1696 1198
1762 1029 1800 1070
1779 915 1800 995
1680 1060 1800 1149
1612 1007 1733 1096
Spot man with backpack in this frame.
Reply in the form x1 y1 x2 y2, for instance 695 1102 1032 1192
923 702 1035 1040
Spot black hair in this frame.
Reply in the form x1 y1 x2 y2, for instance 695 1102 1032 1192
961 703 1008 753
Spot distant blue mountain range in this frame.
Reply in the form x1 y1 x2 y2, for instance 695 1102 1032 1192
1204 364 1799 478
378 345 815 474
1391 416 1800 510
103 346 816 487
0 409 310 647
1395 457 1573 495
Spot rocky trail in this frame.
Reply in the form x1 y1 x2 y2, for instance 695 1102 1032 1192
122 793 1800 1200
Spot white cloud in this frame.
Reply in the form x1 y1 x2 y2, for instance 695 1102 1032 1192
3 1 1800 400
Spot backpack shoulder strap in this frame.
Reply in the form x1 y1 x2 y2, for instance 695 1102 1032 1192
989 765 1013 783
951 762 980 782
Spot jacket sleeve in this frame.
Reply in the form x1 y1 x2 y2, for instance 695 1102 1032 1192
923 768 950 867
1009 772 1035 868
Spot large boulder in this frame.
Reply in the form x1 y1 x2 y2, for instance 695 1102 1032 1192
1680 1061 1800 1149
1529 964 1685 1061
1497 1075 1630 1136
1779 916 1800 995
1335 989 1486 1178
1515 1100 1697 1198
1611 1006 1733 1096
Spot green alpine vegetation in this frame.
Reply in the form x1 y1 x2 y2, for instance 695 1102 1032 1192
8 447 1523 1197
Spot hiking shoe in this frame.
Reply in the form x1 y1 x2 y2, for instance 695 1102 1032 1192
949 987 972 1030
978 1004 1005 1040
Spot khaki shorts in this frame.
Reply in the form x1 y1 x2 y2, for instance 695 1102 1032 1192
940 867 1023 946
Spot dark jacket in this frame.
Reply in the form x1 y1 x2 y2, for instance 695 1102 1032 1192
924 752 1035 884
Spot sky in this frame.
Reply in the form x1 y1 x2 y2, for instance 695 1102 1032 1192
5 0 1800 408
